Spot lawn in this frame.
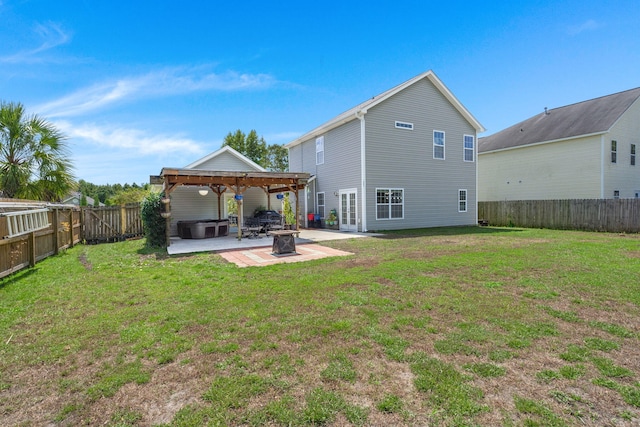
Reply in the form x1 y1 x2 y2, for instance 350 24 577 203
1 226 639 426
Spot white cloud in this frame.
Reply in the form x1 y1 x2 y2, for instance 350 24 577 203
567 19 602 36
0 21 71 63
55 120 206 156
36 67 277 118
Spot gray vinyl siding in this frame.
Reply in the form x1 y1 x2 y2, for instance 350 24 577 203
289 120 362 222
364 78 477 230
194 151 258 171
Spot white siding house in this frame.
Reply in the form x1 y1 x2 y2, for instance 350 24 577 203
478 87 640 201
286 70 485 232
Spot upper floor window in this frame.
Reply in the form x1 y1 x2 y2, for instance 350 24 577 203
376 188 404 220
611 140 617 163
433 131 445 160
631 144 636 166
395 121 414 130
316 136 324 165
463 135 475 162
458 189 468 212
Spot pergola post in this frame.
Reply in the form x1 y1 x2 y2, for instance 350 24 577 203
295 183 300 230
210 185 226 220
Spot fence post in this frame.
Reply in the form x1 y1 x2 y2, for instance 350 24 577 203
121 205 126 237
53 208 59 255
79 208 85 243
29 231 36 267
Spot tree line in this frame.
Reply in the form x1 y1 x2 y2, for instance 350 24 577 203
222 129 288 172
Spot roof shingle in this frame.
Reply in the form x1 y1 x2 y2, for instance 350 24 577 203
479 87 640 153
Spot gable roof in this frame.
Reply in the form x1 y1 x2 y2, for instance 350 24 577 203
185 145 266 171
286 70 485 148
479 87 640 153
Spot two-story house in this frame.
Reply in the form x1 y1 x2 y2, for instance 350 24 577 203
286 70 485 232
478 87 640 201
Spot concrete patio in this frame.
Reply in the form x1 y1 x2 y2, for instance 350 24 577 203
166 227 376 255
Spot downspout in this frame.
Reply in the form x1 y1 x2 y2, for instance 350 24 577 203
600 135 605 198
356 110 367 232
475 132 478 225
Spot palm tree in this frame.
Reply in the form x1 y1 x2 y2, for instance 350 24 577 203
0 101 75 201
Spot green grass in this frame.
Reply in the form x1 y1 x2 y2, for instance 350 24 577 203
1 226 640 425
514 396 569 426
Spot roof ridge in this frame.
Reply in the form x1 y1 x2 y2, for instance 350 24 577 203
549 86 640 112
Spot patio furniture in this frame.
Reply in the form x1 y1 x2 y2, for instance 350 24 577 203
241 217 262 239
270 229 300 254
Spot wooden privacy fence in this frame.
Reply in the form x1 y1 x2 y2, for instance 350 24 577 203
1 206 82 279
479 199 640 233
82 205 143 244
1 203 144 279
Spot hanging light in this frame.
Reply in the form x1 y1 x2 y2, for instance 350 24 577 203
198 188 209 196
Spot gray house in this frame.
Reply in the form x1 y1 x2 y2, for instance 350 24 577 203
286 70 485 232
478 87 640 201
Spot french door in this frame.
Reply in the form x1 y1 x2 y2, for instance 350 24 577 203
339 189 357 231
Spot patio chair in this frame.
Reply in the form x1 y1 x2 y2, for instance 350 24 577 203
241 217 262 239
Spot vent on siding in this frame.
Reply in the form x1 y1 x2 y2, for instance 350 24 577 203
395 121 413 130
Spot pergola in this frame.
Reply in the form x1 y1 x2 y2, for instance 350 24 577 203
151 168 310 243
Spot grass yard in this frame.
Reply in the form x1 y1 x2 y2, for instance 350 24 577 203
1 226 640 426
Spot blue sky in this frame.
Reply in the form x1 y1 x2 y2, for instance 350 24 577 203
1 1 639 185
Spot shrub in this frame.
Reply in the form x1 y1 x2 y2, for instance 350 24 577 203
141 192 166 248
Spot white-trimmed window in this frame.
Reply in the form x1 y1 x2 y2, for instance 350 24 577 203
395 121 414 130
458 189 468 212
631 144 636 166
463 135 475 162
611 140 617 163
316 192 325 219
376 188 404 220
316 136 324 165
433 130 445 159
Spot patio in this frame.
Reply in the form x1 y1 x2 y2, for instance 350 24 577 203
167 227 376 255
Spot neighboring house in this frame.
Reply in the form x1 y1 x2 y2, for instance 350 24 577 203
286 70 485 232
167 145 283 235
62 192 105 207
478 87 640 201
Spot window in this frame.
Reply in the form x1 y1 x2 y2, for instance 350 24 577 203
316 136 324 165
611 140 617 163
632 144 636 166
376 188 404 220
433 131 445 159
458 190 468 212
395 121 414 130
463 135 474 162
614 190 620 199
316 192 325 219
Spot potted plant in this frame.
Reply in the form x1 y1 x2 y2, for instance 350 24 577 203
282 193 296 229
327 211 337 227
